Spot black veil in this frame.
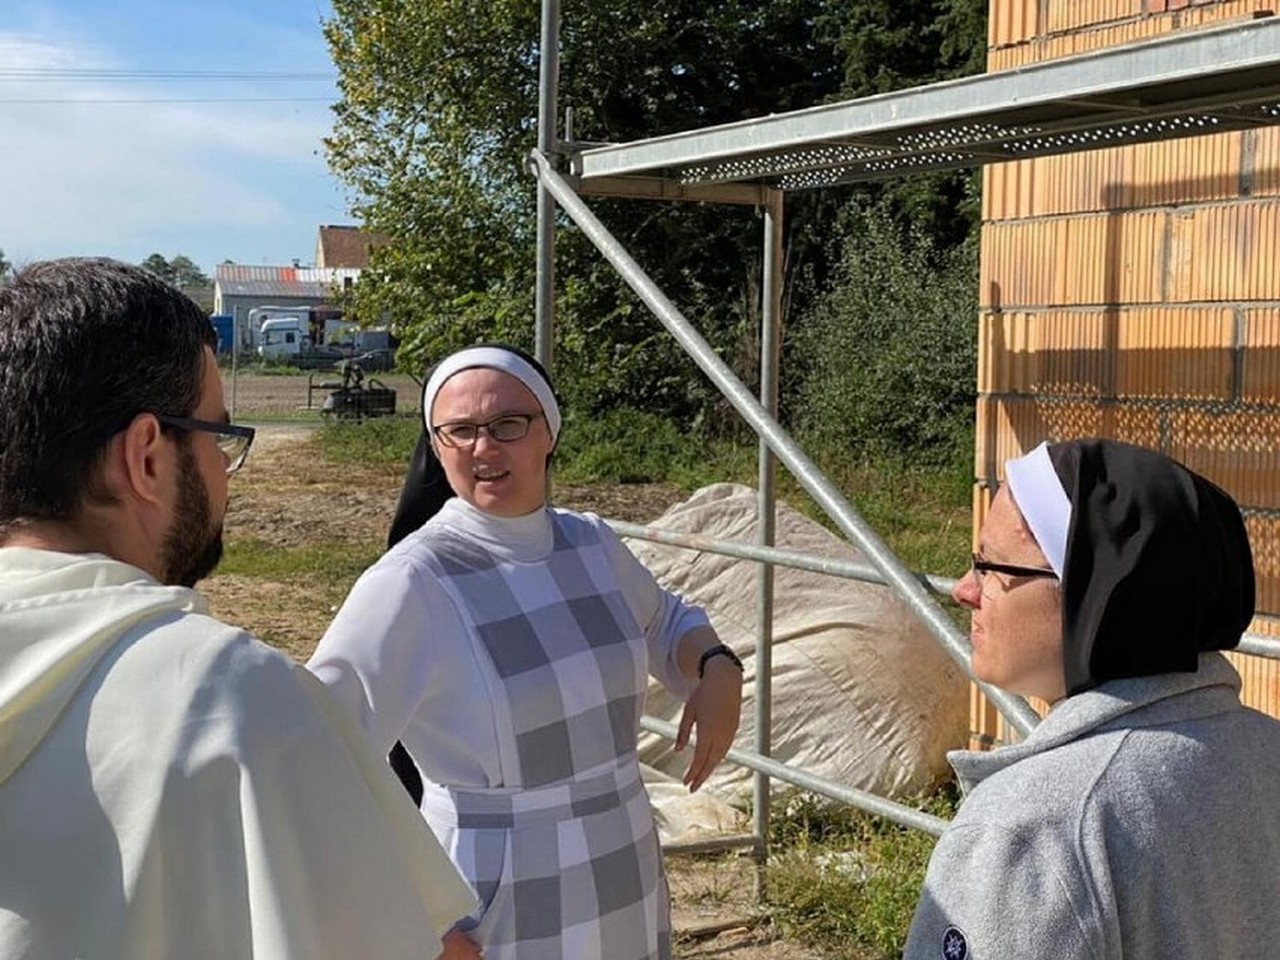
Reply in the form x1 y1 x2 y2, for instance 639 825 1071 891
1048 439 1255 695
385 430 449 805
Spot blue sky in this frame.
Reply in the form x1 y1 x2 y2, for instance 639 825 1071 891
0 0 348 276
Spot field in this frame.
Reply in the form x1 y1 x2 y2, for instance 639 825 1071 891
223 367 424 423
207 372 839 958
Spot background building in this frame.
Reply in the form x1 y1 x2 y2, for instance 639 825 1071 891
212 263 362 348
315 224 386 269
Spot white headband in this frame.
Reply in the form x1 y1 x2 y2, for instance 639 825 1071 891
1004 441 1072 577
421 347 561 442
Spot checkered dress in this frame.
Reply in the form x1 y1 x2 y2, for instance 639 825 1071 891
412 511 673 960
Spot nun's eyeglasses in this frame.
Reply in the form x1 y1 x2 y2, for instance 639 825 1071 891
432 412 544 448
971 553 1058 585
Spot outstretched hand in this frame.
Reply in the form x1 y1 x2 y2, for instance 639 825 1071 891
676 657 743 792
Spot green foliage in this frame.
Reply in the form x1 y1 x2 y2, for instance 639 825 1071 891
558 406 973 572
552 412 974 578
315 416 421 467
554 407 702 485
767 790 959 959
140 252 214 311
322 2 988 429
825 0 984 98
792 202 979 465
775 445 974 577
324 0 543 365
241 359 313 376
140 252 210 288
823 0 988 246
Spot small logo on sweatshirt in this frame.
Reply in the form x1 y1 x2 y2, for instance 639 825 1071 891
942 925 968 960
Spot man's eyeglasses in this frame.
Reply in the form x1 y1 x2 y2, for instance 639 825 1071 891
156 415 255 474
971 552 1058 587
432 413 544 449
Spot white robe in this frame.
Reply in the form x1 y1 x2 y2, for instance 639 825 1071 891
309 500 708 958
0 547 475 960
308 498 705 787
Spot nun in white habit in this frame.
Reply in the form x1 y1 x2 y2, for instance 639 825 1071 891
309 344 743 960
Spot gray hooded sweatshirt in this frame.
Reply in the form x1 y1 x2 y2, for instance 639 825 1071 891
904 653 1280 960
0 547 473 959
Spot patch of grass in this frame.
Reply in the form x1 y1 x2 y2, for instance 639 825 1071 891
558 409 974 576
555 407 704 485
765 790 959 959
677 852 745 907
778 442 974 577
218 358 315 376
669 437 759 492
239 411 329 424
218 539 382 585
313 416 422 466
557 408 974 577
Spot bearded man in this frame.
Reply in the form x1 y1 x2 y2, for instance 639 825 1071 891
0 258 473 959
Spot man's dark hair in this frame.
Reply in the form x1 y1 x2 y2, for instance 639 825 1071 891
0 257 217 531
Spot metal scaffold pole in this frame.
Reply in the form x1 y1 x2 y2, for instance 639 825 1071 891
753 189 783 881
527 148 1041 738
534 0 560 374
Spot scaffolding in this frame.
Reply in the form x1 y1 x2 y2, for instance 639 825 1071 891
528 5 1280 861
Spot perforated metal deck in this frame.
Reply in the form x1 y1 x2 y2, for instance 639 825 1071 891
571 17 1280 193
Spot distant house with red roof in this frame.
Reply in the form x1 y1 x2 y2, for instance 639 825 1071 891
212 262 360 337
211 225 390 351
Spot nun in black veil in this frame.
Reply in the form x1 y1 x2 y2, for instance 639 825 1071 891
904 438 1280 960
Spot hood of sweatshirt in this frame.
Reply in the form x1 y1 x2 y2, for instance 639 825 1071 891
0 547 205 785
949 651 1242 795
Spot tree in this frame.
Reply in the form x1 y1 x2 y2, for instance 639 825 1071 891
167 255 210 290
324 1 987 427
140 254 213 311
141 253 173 281
0 249 11 286
327 1 853 418
794 201 979 462
824 0 988 247
140 253 210 288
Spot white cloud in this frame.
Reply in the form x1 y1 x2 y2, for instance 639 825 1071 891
0 29 341 267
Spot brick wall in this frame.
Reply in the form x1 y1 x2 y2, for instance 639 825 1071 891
973 0 1280 747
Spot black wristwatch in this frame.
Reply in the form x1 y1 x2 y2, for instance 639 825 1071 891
697 643 744 679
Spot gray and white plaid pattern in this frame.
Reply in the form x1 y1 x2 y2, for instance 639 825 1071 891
422 765 671 959
416 511 672 959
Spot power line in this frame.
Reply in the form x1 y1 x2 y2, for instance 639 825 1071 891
0 68 335 82
0 96 334 104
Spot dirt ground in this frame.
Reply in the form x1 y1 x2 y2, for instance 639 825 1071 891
203 400 828 960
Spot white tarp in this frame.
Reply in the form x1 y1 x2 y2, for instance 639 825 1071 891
633 484 967 841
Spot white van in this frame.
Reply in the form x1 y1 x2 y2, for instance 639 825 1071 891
257 317 309 359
